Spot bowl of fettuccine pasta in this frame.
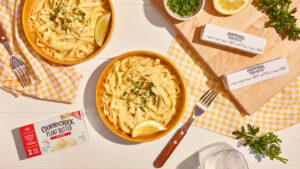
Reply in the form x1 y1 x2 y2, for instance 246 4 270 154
95 51 187 142
22 0 114 64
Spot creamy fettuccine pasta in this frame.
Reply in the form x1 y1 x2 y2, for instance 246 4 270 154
29 0 109 61
102 56 181 135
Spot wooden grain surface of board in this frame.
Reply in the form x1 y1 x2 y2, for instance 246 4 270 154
151 0 300 115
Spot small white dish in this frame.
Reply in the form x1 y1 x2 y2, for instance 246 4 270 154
163 0 205 21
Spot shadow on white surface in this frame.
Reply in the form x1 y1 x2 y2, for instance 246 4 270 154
142 0 176 38
12 128 28 160
176 150 200 169
176 142 230 169
236 140 264 163
83 58 139 145
177 142 250 169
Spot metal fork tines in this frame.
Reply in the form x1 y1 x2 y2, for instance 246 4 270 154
2 41 31 87
183 89 217 130
195 89 217 116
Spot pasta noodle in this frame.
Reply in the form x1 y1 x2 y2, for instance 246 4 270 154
102 56 181 135
29 0 110 61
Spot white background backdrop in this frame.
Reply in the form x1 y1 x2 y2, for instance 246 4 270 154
0 0 299 168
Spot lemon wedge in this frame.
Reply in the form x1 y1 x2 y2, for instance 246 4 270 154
95 12 111 47
132 120 167 138
213 0 249 15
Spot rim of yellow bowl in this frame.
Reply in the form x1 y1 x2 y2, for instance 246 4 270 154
95 50 187 142
22 0 115 65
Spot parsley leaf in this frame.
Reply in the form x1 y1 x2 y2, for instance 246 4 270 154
257 0 300 40
233 124 288 164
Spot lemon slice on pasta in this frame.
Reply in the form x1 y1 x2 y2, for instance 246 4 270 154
132 120 166 138
95 12 111 47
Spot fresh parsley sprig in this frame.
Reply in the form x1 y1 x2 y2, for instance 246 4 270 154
257 0 300 40
232 124 288 164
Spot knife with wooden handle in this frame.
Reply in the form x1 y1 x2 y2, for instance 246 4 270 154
0 24 9 43
154 127 187 168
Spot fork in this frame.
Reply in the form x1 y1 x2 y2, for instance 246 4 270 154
0 24 31 87
154 89 217 168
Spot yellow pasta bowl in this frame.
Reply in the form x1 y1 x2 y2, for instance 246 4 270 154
22 0 115 65
95 51 187 142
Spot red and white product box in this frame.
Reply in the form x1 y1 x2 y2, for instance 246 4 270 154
18 110 88 158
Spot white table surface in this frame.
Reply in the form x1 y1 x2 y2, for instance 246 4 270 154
0 0 299 168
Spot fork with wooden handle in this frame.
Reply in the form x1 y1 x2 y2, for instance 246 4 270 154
154 89 217 168
0 24 31 87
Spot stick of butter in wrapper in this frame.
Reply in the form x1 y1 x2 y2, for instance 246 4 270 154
14 110 88 159
222 57 289 90
200 24 267 55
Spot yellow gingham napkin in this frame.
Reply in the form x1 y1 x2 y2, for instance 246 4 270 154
0 0 82 103
168 35 300 137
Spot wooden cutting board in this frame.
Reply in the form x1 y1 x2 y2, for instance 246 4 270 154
151 0 300 115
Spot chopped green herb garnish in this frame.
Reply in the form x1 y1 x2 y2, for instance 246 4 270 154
148 83 153 89
153 96 157 105
233 124 288 164
131 80 141 95
123 92 128 97
148 83 154 93
55 7 61 13
78 9 85 15
131 79 137 86
139 106 145 112
127 80 158 108
142 99 147 106
134 89 141 95
148 83 156 96
167 0 199 17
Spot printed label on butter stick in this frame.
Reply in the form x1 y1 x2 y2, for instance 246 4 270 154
18 110 88 159
223 57 289 90
201 24 267 55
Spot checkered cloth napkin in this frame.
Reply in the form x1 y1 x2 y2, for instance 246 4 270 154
0 0 82 103
168 35 300 137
